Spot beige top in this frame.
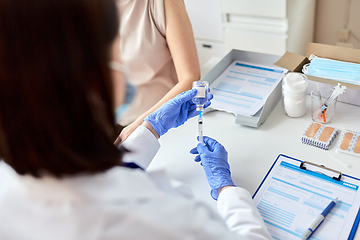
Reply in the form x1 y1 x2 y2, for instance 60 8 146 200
117 0 178 126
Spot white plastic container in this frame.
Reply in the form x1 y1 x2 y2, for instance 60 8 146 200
282 73 308 117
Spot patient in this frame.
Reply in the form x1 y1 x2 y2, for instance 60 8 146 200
114 0 201 143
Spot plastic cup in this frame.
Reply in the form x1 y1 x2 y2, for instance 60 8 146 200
311 88 337 124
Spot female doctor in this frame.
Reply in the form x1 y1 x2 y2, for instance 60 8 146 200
0 0 272 239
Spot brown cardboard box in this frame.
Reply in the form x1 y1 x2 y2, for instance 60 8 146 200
274 43 360 106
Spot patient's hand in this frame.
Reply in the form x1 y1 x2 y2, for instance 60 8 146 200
114 118 143 147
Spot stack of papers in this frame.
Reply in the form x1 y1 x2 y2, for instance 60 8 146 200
210 60 287 116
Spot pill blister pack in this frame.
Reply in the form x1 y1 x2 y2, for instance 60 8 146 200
301 122 339 150
336 130 360 158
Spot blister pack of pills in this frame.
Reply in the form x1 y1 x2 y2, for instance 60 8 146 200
301 122 339 150
336 130 360 158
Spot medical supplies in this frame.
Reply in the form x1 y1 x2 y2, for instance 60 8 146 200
303 55 360 85
336 130 360 158
198 111 203 144
311 84 346 124
282 72 308 117
301 122 339 150
192 81 209 112
274 43 360 107
192 81 209 143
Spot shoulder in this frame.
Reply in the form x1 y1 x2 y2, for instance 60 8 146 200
163 0 187 20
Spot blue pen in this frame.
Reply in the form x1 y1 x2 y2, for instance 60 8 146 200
302 198 338 239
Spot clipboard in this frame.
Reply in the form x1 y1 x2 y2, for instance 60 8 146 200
253 154 360 240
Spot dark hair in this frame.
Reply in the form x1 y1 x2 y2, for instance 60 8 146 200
0 0 124 177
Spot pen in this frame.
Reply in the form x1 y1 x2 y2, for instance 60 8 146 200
302 198 338 239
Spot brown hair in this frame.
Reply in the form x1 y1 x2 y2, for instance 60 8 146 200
0 0 124 177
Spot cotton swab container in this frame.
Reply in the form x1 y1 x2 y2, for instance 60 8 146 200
282 73 308 117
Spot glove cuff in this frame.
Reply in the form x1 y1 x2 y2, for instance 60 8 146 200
210 179 236 201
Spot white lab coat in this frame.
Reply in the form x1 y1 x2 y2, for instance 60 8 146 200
0 125 272 240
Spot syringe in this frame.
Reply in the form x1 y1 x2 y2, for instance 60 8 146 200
314 83 346 123
192 81 208 144
198 111 203 144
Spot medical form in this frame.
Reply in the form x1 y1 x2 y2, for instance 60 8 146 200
210 60 287 116
253 155 360 240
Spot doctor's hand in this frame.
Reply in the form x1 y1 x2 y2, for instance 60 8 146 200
190 136 235 200
144 89 213 137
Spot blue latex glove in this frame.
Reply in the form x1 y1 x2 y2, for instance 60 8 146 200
144 89 213 137
190 136 235 200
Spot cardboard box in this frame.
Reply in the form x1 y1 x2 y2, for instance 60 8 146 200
275 43 360 106
202 49 283 128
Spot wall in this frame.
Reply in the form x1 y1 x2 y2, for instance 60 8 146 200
314 0 360 49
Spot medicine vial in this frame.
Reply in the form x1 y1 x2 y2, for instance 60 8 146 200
192 81 209 111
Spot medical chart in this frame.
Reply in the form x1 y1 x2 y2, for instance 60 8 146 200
253 155 360 240
210 61 287 116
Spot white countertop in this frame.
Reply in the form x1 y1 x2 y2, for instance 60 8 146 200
148 96 360 238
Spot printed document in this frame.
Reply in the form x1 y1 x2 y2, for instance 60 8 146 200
210 61 287 116
253 155 360 240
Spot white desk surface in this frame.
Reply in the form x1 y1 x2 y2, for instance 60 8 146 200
148 96 360 238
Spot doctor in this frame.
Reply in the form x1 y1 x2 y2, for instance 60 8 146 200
0 0 272 239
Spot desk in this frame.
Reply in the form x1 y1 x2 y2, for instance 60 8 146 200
148 96 360 238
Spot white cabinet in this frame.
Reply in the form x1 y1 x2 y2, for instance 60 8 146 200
184 0 226 73
184 0 316 73
224 16 288 55
195 40 225 71
221 0 287 18
184 0 223 42
222 0 316 56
